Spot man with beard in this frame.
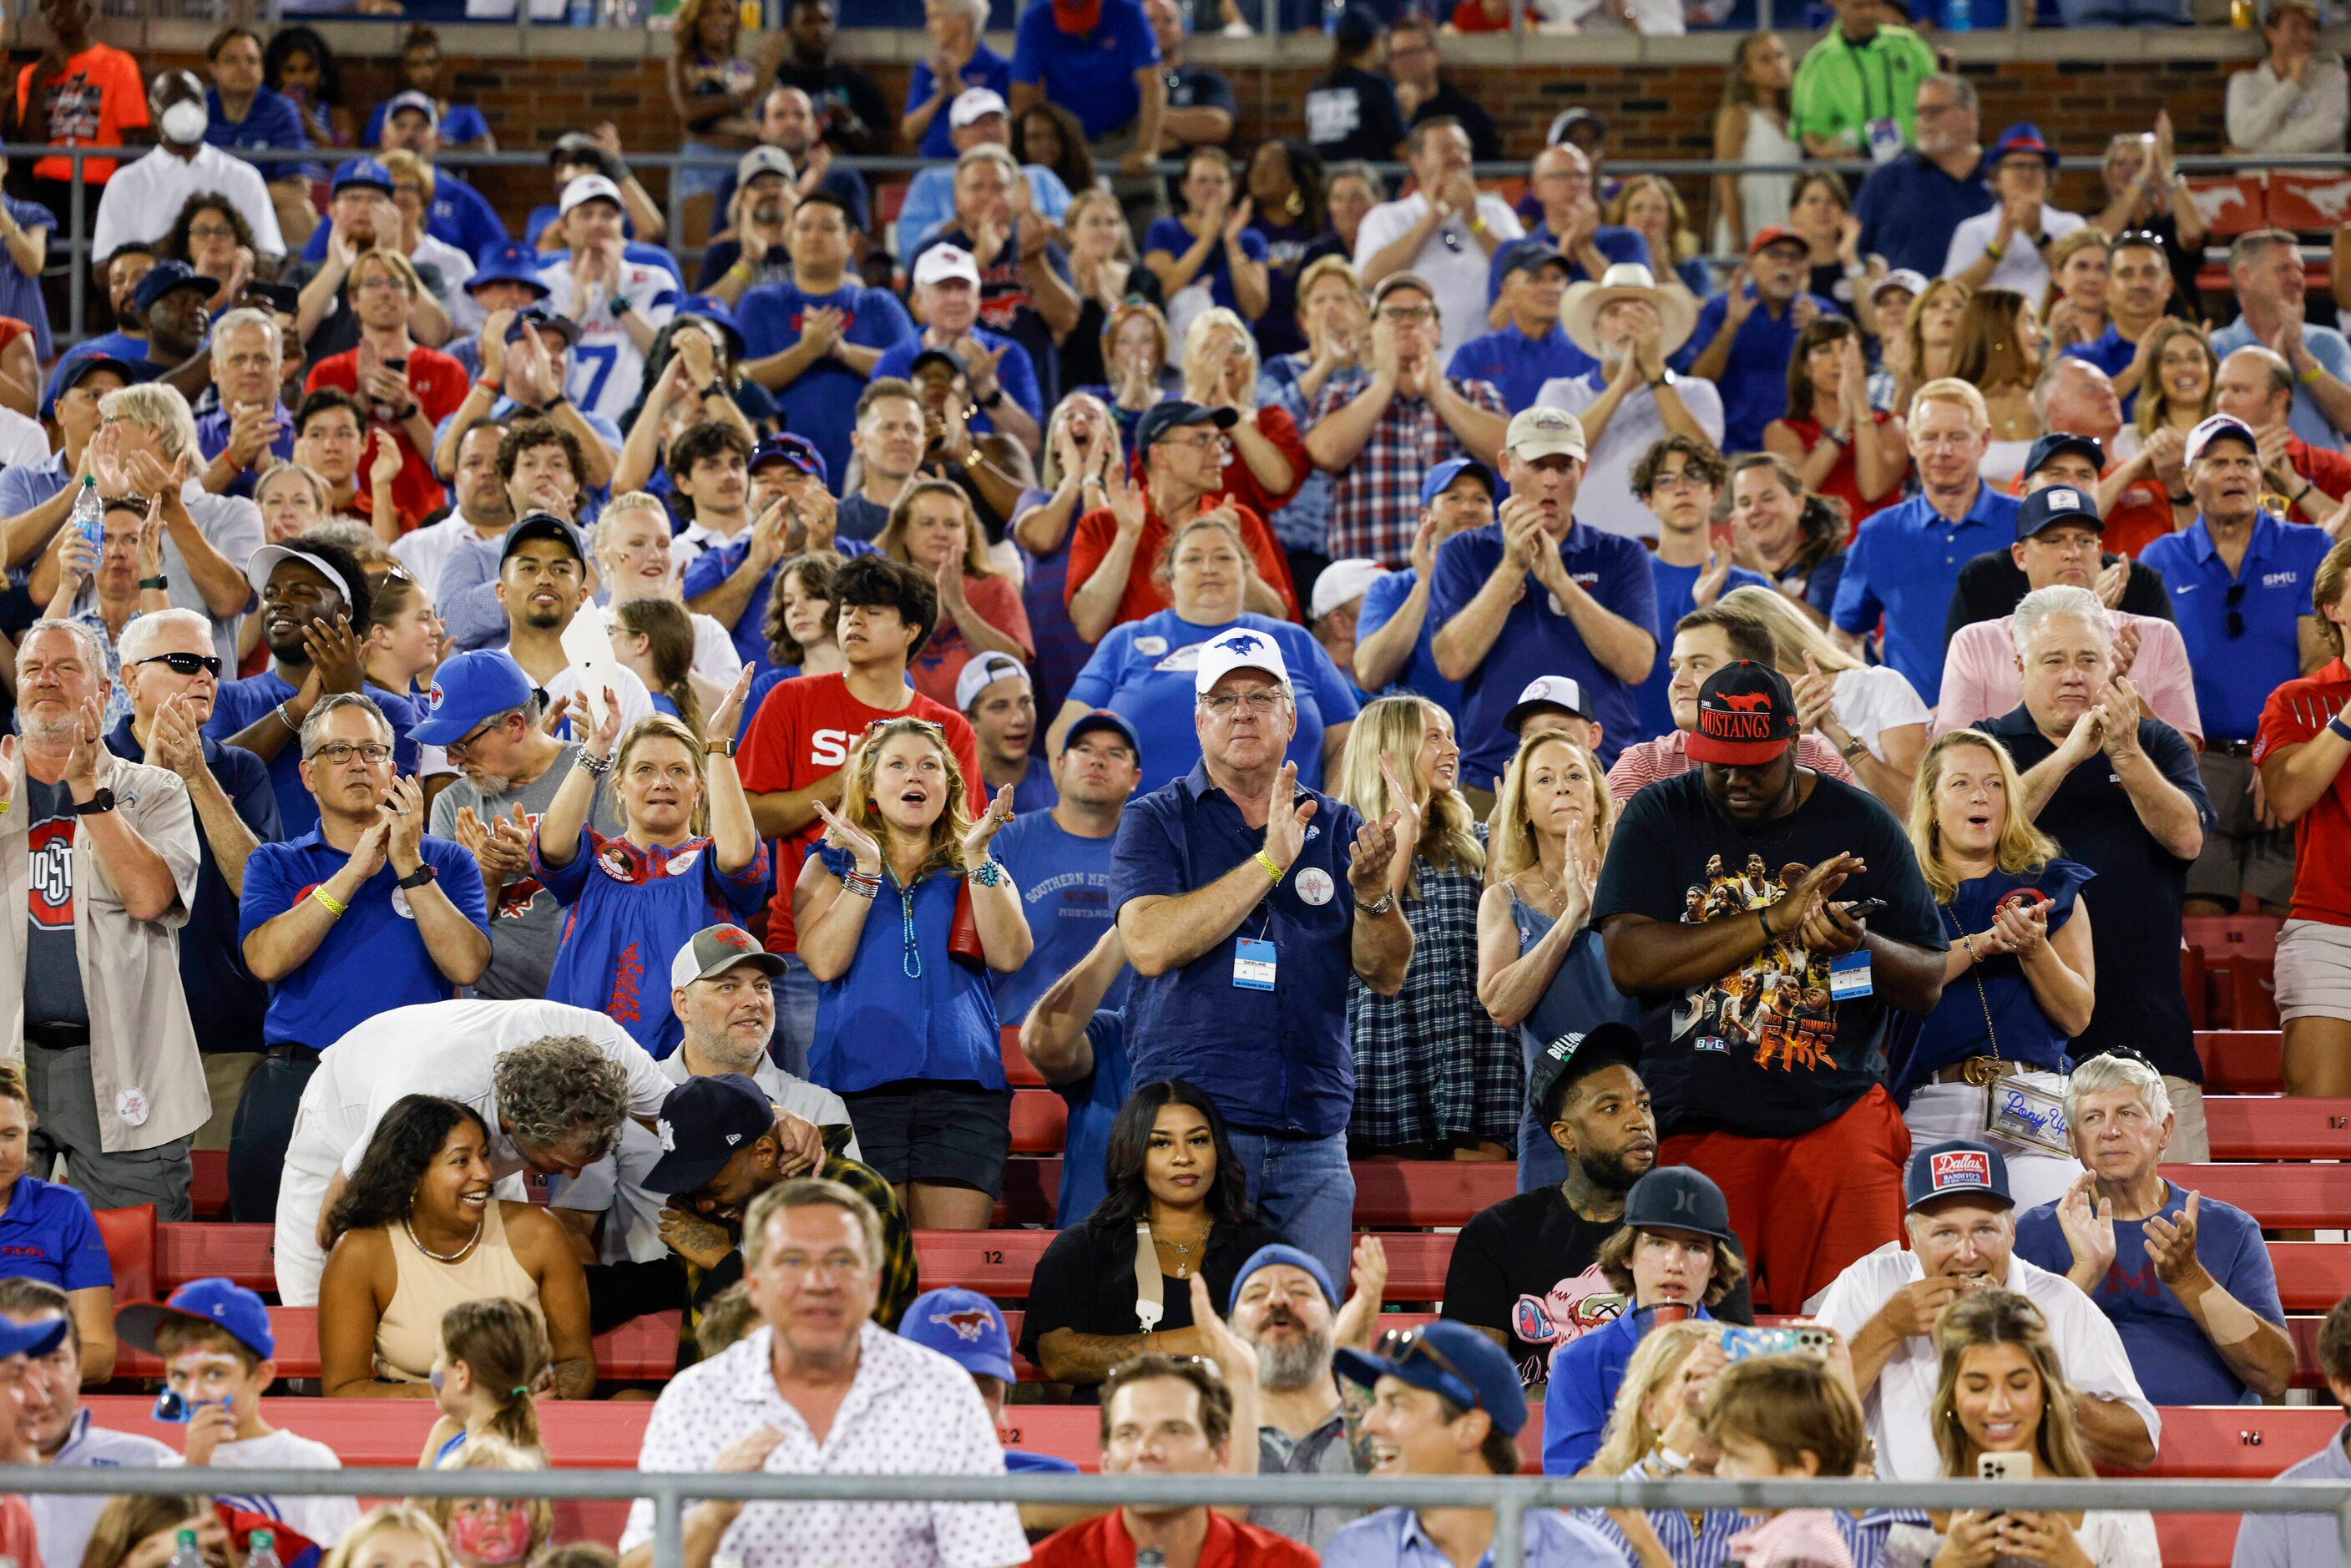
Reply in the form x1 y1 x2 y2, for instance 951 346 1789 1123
289 159 453 363
1677 227 1838 455
710 89 872 245
417 650 614 1000
76 245 156 362
392 417 508 589
700 144 800 306
1539 266 1720 545
491 514 655 738
1228 1242 1391 1553
1440 1023 1656 1385
91 68 282 266
58 260 215 404
0 618 205 1216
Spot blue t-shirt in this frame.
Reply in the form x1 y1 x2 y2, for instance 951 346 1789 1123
1853 148 1995 281
239 827 488 1047
195 400 296 502
1009 0 1160 141
1831 486 2022 701
1631 559 1771 743
1447 323 1597 419
2139 511 2332 743
2013 1180 2283 1404
0 1176 112 1292
0 195 54 359
204 85 307 165
1141 218 1268 316
1111 763 1365 1138
870 328 1044 438
1544 1302 1715 1476
1050 1009 1131 1230
991 809 1128 1028
903 44 1013 160
361 99 493 149
1354 566 1462 722
2212 316 2351 452
737 281 917 498
1427 518 1657 777
1064 609 1360 792
1673 290 1846 453
203 673 422 838
808 846 1005 1095
1009 753 1056 817
1893 859 2093 1098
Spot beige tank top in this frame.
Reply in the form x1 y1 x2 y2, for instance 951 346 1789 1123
373 1201 544 1383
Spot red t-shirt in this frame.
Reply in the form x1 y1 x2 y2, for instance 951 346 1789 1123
910 571 1034 711
15 43 146 184
1449 0 1514 28
2254 657 2351 926
304 343 471 533
1065 498 1299 630
2000 462 2176 559
736 671 984 952
1029 1510 1317 1568
2291 437 2351 505
1216 404 1312 523
1779 412 1905 538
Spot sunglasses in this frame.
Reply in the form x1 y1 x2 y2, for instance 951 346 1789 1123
2226 580 2246 640
134 652 224 677
1370 1325 1479 1410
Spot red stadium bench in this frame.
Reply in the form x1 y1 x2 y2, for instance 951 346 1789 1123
117 1309 684 1383
2206 1097 2351 1161
2161 1163 2351 1229
159 1222 273 1291
1010 1090 1067 1156
2198 1031 2283 1094
1001 1025 1044 1089
2267 1242 2351 1313
94 1206 155 1305
1353 1161 1518 1228
2117 1404 2336 1480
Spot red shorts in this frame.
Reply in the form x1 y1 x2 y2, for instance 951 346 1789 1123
1659 1085 1910 1313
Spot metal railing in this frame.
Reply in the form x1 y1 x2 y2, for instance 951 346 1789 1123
8 1459 2351 1568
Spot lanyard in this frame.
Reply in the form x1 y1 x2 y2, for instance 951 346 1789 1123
1841 35 1893 125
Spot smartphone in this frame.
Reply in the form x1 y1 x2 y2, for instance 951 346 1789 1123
1717 1325 1833 1362
1841 897 1888 920
1977 1449 2030 1523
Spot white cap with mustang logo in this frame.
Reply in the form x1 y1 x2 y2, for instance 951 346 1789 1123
913 245 983 290
1194 629 1291 695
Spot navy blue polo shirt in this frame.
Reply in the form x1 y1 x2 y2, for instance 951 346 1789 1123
2139 510 2332 743
0 1176 111 1292
1853 149 1995 281
238 827 488 1048
105 720 282 1055
1010 0 1160 141
1832 483 2021 700
1447 322 1596 417
1110 762 1366 1139
2060 326 2144 417
1674 289 1845 453
194 400 296 502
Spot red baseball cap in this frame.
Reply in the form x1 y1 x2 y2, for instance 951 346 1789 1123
1747 225 1807 260
1052 0 1103 31
1686 661 1797 766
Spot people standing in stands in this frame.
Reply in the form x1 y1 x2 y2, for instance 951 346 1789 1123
876 480 1032 710
1948 288 2047 483
89 70 285 276
1883 275 1968 424
1712 33 1797 256
1625 438 1768 746
1509 144 1646 297
902 0 1007 159
663 0 768 250
1724 452 1849 625
195 308 296 504
1352 458 1484 718
301 250 466 536
1725 584 1928 813
1180 309 1307 529
1146 149 1269 329
2215 230 2351 454
1302 9 1407 169
1607 177 1711 303
993 706 1140 1028
2123 316 2213 486
436 421 591 654
912 144 1080 419
1014 396 1116 713
958 651 1052 817
234 690 488 1220
1787 0 1939 159
1078 298 1175 455
1258 255 1365 594
872 245 1045 453
538 177 678 427
1356 122 1522 369
2215 346 2351 529
109 609 280 1156
1061 191 1154 396
2227 0 2347 154
837 381 927 546
1679 228 1840 458
2014 361 2182 559
1243 139 1324 362
319 1095 594 1399
1852 75 1990 286
1765 314 1907 532
1450 242 1593 422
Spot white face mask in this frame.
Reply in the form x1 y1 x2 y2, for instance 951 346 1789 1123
159 99 207 147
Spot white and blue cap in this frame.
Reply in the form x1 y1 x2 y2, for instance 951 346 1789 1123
1905 1139 2014 1211
2185 412 2260 468
898 1287 1016 1383
954 650 1030 714
1194 627 1290 695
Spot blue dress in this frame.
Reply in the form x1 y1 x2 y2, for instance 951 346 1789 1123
1890 857 2094 1101
532 828 771 1060
1508 886 1637 1194
808 846 1004 1096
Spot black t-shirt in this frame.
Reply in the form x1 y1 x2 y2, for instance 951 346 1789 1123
1407 83 1501 164
1979 706 2212 1080
1304 67 1408 166
1019 1212 1290 1368
1944 548 2174 645
771 59 892 155
1591 770 1948 1140
1165 62 1236 149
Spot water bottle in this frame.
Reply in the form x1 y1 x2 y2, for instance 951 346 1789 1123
70 475 101 554
167 1531 204 1568
1944 0 1973 32
247 1530 280 1568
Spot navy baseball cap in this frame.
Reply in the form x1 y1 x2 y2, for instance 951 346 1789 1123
1135 400 1238 455
675 294 746 360
134 260 211 316
1419 455 1496 509
1229 1243 1337 1315
899 1287 1017 1383
505 305 580 350
2021 431 2104 483
1907 1140 2013 1211
1528 1020 1642 1124
1334 1321 1528 1437
2015 483 2104 542
331 156 395 196
1062 707 1141 760
1687 660 1797 766
499 512 587 568
645 1074 773 1195
1990 123 2058 168
1622 1166 1737 1246
41 352 154 420
908 347 965 382
750 432 828 487
468 241 551 299
408 650 536 745
1494 239 1571 283
117 1277 274 1361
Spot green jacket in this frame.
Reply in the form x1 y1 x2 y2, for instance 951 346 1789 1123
1789 23 1942 154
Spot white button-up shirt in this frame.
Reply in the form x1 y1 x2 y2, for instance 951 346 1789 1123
1538 367 1727 542
619 1323 1029 1568
89 141 286 262
1352 192 1525 364
1814 1242 2160 1482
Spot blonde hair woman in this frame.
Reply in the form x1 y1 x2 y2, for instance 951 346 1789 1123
1581 1318 1720 1479
1608 175 1708 297
876 478 1032 711
594 489 745 691
1894 729 2093 1211
1888 277 1969 426
1949 287 2046 474
795 716 1028 1229
1182 306 1305 523
1722 584 1928 814
1476 732 1630 1188
2040 229 2111 354
1064 188 1144 391
1336 696 1514 1157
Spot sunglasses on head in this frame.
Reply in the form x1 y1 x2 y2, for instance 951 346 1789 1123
134 652 223 677
1370 1325 1479 1409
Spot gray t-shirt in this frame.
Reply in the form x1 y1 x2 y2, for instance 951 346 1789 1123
23 776 86 1027
427 741 619 999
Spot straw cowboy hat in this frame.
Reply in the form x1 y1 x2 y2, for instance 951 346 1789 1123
1560 262 1698 362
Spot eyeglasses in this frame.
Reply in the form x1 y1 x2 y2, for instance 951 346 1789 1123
134 652 223 677
1162 431 1228 453
1646 469 1709 492
306 741 393 766
444 716 498 758
1376 306 1437 324
2226 580 2247 640
1200 690 1287 717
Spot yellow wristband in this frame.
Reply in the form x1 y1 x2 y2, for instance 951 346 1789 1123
1254 850 1283 884
1984 240 2005 261
2303 364 2326 384
311 887 346 917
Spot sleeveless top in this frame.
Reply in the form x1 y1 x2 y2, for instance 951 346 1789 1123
374 1201 544 1384
1891 858 2096 1098
1505 882 1637 1058
1714 107 1798 255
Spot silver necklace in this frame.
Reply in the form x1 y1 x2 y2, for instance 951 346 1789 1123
403 1208 484 1264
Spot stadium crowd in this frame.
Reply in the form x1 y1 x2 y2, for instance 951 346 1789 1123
4 0 2351 1563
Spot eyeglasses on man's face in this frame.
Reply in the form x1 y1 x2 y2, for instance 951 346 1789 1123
307 741 392 766
1200 690 1285 717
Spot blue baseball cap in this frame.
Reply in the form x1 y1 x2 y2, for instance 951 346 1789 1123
134 260 211 316
408 650 537 745
751 432 828 487
645 1074 772 1195
2020 432 2104 485
1228 1243 1337 1315
675 294 746 360
1906 1139 2014 1211
1061 707 1141 761
898 1287 1017 1383
117 1277 274 1361
1990 124 2058 169
505 304 580 350
1418 455 1495 510
41 351 154 420
0 1313 67 1361
467 240 551 299
331 156 395 196
1334 1321 1528 1437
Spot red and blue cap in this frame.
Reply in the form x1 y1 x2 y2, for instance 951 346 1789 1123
751 432 827 486
1990 123 2058 168
1906 1139 2014 1211
898 1287 1017 1383
408 650 536 745
118 1277 275 1361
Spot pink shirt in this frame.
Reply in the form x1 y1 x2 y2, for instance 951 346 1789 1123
1605 726 1858 808
1933 609 2202 745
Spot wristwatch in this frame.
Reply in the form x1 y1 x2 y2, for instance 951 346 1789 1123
139 575 168 591
1360 890 1397 917
977 387 1006 410
397 864 439 890
70 789 115 817
705 737 737 758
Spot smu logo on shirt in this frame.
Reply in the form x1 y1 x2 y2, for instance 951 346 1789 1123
2263 571 2300 589
811 728 861 767
27 820 73 928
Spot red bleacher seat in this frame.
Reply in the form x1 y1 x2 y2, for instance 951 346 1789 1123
2116 1404 2337 1481
94 1206 156 1307
1009 1090 1067 1156
2199 1030 2283 1094
159 1221 273 1292
2205 1097 2351 1161
190 1151 228 1221
1352 1161 1519 1228
1000 1024 1044 1089
2161 1163 2351 1229
876 181 907 226
2182 947 2208 1030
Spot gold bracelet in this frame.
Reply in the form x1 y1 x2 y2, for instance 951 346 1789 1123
310 887 346 917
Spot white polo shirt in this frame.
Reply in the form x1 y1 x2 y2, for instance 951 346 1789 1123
89 141 286 262
1353 191 1525 364
1814 1242 2160 1482
1940 204 2088 302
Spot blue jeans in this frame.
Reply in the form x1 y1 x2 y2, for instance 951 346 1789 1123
771 953 818 1080
1225 1129 1355 1288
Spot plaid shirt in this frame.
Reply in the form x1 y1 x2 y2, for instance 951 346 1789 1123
1307 368 1506 565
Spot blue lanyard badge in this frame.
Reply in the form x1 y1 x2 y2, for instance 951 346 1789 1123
1829 950 1873 1000
1234 938 1277 990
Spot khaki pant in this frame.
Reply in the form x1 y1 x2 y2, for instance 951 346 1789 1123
198 1052 260 1153
2161 1075 2210 1163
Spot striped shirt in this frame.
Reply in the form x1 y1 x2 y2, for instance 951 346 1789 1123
1577 1459 1924 1568
1604 727 1858 810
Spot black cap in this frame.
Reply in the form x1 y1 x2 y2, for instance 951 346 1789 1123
2014 483 2104 542
1687 660 1797 766
1332 4 1379 51
645 1074 774 1195
1623 1166 1737 1246
498 512 586 567
133 260 211 315
242 281 301 316
908 347 965 382
2022 431 2104 483
1528 1021 1642 1125
1135 399 1240 455
1496 240 1571 281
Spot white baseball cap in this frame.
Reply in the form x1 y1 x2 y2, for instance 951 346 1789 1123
1194 627 1291 695
1868 268 1929 305
954 650 1029 713
2185 412 2259 467
559 173 625 216
1311 559 1388 623
1505 405 1589 463
1504 675 1591 734
949 87 1009 129
913 244 983 289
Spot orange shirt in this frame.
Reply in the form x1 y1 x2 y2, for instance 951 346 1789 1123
15 43 148 185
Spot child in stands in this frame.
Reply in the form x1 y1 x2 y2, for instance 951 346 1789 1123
420 1298 549 1469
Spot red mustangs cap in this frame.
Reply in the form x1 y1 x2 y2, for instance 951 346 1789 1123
1686 660 1797 766
1052 0 1104 30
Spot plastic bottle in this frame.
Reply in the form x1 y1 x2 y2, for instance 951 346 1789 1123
69 475 101 554
247 1530 280 1568
167 1531 204 1568
1945 0 1974 33
566 0 595 25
